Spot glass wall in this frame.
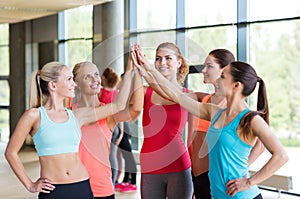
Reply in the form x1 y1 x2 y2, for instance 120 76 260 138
59 5 93 68
248 19 300 193
132 0 300 195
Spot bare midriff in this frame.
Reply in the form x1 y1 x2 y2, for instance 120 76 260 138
39 153 89 184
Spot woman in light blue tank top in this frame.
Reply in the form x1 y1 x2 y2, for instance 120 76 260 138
5 60 134 199
132 51 289 199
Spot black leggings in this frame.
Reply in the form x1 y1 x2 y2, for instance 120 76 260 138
118 122 137 184
192 171 211 199
38 179 93 199
254 193 263 199
94 194 115 199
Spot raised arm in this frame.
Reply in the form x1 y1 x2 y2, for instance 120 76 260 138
73 63 133 127
132 44 178 101
132 47 214 121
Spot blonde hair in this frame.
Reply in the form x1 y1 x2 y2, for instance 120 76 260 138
156 42 189 84
29 61 67 108
72 61 97 82
72 61 99 104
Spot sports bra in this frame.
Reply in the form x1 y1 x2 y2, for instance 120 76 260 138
32 106 81 156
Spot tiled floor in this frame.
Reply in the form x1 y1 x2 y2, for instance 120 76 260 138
0 142 298 199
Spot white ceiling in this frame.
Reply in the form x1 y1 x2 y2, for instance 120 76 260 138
0 0 112 24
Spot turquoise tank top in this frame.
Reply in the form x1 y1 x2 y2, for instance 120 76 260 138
32 106 81 156
206 108 260 199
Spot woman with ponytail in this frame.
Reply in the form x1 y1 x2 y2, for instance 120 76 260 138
133 46 288 199
5 60 133 199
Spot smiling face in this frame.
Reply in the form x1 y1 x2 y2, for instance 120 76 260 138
154 48 182 80
202 55 224 84
54 66 77 98
75 63 101 96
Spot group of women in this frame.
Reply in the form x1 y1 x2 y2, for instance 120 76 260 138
5 42 288 199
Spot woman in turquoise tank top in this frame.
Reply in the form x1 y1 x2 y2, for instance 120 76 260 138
133 49 289 199
4 59 134 199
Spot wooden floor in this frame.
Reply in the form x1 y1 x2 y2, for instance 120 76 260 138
1 142 298 199
0 142 140 199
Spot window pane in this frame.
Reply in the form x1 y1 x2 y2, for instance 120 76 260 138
186 0 237 27
66 40 93 69
0 109 9 143
187 26 237 65
249 20 300 193
136 31 176 62
65 5 93 39
137 0 176 30
0 24 9 45
0 80 9 106
0 46 9 76
187 73 214 93
249 0 300 21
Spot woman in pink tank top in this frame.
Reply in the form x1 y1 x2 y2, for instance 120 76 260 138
132 42 193 199
71 50 143 198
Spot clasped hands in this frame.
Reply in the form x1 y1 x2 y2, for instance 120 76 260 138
129 44 154 76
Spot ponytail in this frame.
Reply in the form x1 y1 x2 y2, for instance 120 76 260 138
240 77 269 140
28 70 42 108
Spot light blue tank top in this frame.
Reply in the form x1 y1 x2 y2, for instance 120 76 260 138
206 108 260 199
32 106 81 156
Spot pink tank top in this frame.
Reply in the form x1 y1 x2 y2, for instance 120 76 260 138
99 88 118 104
141 87 191 174
72 103 114 197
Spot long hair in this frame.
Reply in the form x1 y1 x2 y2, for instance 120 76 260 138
29 61 67 108
156 42 189 85
230 61 269 139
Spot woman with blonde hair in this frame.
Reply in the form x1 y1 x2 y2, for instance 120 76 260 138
5 60 133 199
133 42 193 199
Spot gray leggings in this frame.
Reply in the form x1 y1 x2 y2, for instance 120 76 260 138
141 168 193 199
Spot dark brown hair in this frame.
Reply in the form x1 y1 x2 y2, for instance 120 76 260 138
101 67 121 89
230 61 269 139
209 49 235 68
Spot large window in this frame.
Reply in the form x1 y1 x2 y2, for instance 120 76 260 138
248 19 300 193
59 5 93 68
0 24 9 143
186 0 237 27
132 0 300 195
249 0 300 21
137 0 176 31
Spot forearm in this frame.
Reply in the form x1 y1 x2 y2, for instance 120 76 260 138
5 152 33 191
248 150 288 186
130 68 144 112
147 68 182 102
114 70 132 112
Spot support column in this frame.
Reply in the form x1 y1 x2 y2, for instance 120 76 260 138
93 0 124 74
9 22 26 137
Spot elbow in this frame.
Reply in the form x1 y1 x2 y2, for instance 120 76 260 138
116 101 127 112
129 110 141 122
4 147 14 163
275 150 289 166
281 152 289 165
